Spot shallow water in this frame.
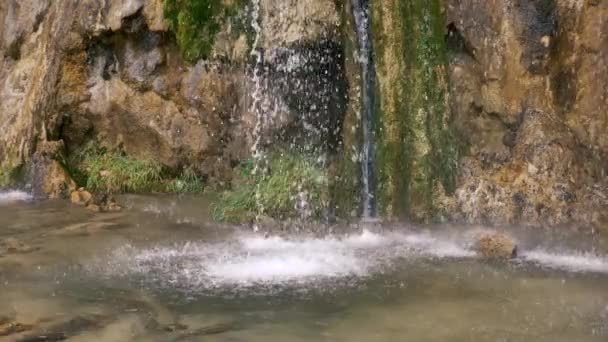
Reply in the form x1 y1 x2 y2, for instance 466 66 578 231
1 191 607 341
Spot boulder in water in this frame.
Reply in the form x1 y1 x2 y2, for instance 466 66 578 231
70 188 92 206
475 231 518 259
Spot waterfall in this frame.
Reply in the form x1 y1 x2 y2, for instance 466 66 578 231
249 0 267 228
249 0 264 170
351 0 377 218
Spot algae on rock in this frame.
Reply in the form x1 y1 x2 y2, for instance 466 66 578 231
371 0 459 220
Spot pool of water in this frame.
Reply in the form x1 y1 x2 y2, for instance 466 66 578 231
1 191 607 341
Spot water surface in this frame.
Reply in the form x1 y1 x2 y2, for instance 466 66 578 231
1 192 607 341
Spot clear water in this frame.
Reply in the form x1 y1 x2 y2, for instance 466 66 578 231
1 191 608 341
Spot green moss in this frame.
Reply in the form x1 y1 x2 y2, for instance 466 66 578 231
164 0 249 62
212 152 329 223
68 143 204 194
372 0 460 220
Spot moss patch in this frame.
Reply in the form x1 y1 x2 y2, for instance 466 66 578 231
164 0 249 62
212 152 329 223
372 0 460 220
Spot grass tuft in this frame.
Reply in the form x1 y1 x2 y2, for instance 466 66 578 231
69 143 204 194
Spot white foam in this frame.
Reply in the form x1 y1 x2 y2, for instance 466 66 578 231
96 230 474 290
93 229 608 292
0 190 32 204
522 249 608 274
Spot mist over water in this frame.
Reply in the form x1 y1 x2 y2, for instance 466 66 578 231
91 228 608 295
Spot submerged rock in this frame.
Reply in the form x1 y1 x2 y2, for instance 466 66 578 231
0 317 32 337
474 231 518 259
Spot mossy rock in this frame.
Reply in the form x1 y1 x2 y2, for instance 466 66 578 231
164 0 249 62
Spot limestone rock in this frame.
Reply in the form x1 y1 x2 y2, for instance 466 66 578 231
451 109 608 230
475 231 518 259
260 0 340 57
446 0 608 230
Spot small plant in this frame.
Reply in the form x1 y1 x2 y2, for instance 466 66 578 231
212 152 329 223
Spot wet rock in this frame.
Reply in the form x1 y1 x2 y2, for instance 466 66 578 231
29 141 76 200
70 189 92 206
72 190 122 213
474 231 518 259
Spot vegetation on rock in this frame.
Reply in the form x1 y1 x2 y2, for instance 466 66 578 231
212 152 329 223
164 0 248 62
68 143 204 194
371 0 460 220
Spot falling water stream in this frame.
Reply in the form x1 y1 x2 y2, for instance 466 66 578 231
351 0 377 218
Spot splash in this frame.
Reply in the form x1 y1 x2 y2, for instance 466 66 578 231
0 190 32 204
92 230 473 292
521 249 608 274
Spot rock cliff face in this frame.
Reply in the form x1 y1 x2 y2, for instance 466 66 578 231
0 0 606 231
0 0 248 189
445 0 607 232
0 0 343 192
